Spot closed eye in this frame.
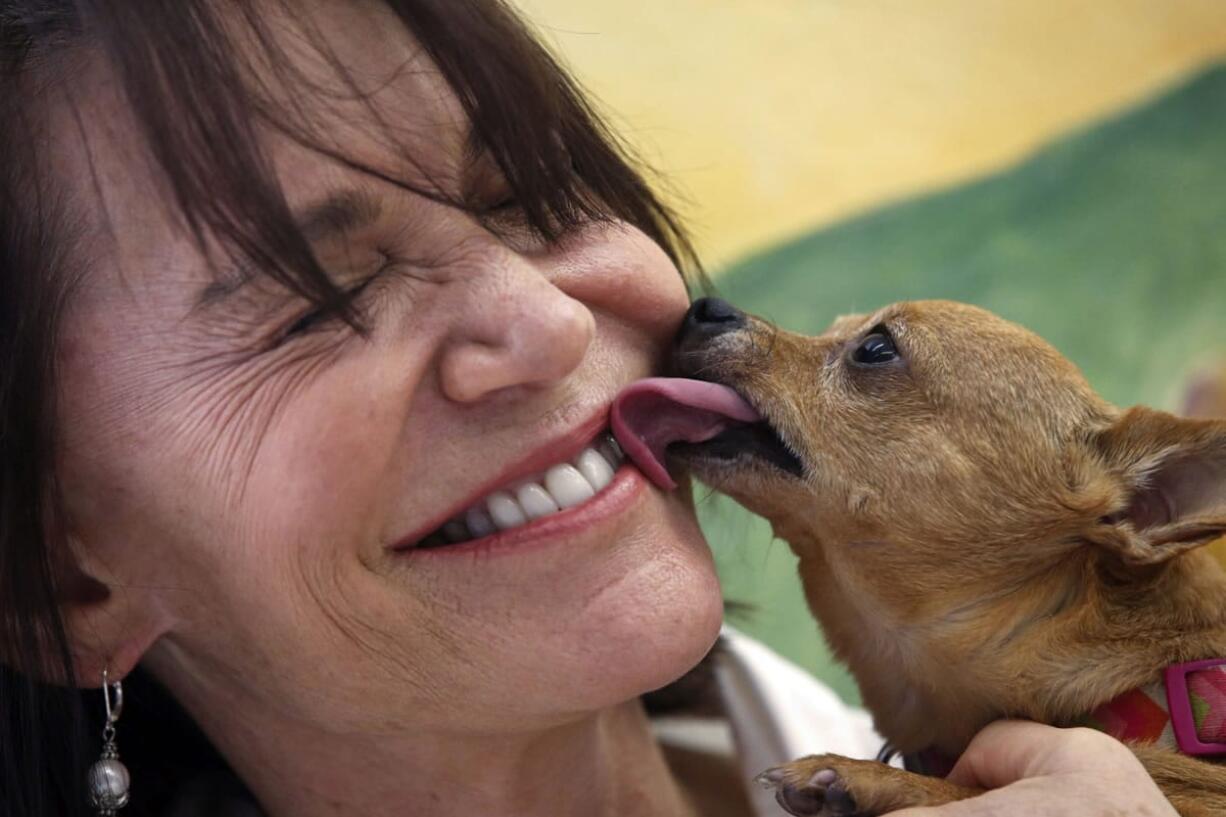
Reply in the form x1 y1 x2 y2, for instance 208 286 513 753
281 274 379 340
483 193 519 213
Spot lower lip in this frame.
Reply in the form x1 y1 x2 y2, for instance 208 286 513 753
397 464 648 559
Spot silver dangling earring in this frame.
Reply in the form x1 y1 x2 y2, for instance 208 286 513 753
88 667 131 815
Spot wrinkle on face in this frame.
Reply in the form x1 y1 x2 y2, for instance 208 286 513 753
172 340 351 502
40 8 722 794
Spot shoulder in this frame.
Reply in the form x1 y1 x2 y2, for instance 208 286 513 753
714 627 882 764
655 628 883 817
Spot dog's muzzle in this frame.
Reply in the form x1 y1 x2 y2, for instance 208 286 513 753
676 297 747 353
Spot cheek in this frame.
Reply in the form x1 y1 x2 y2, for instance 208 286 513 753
54 223 709 732
552 224 691 349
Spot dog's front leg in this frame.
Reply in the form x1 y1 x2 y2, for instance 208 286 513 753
757 754 981 816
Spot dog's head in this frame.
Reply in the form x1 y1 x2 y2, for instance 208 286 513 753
664 297 1226 619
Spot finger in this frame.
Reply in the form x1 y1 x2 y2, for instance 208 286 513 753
885 803 991 817
883 790 1036 817
885 787 1059 817
945 720 1088 788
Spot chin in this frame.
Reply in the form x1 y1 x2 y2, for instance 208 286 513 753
385 491 725 728
553 507 725 709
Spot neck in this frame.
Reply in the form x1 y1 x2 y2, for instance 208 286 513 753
1026 549 1226 716
801 543 1226 756
150 657 694 817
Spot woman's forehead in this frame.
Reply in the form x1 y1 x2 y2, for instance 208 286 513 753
251 1 475 179
48 4 473 298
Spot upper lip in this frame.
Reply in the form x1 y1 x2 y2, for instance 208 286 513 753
388 407 614 550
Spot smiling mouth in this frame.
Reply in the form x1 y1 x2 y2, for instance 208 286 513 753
412 433 626 549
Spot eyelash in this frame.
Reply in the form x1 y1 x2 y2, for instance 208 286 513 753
275 187 521 343
280 274 379 340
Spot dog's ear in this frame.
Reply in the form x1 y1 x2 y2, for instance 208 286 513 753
1087 407 1226 565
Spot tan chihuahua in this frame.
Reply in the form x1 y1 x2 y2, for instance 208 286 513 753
612 298 1226 816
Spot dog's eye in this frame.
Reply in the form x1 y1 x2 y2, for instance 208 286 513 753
852 326 898 365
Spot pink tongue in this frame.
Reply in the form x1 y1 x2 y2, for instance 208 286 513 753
611 378 761 490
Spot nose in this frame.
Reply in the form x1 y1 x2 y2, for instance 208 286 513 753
680 297 745 342
438 269 595 403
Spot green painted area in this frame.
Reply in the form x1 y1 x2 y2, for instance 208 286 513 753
697 64 1226 704
1192 692 1210 728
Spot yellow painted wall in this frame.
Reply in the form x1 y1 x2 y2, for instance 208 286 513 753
511 0 1226 270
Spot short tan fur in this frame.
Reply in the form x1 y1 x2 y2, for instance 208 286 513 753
679 300 1226 816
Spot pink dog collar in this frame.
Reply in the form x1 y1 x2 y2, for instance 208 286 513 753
902 658 1226 777
1081 658 1226 756
1165 659 1226 756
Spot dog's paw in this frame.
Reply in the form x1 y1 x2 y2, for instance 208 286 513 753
755 757 859 817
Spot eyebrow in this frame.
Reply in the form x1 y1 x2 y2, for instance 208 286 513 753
295 188 384 243
194 188 384 308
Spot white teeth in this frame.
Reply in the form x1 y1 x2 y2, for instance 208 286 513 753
487 491 527 530
575 448 615 492
544 463 597 509
515 482 560 520
465 506 497 538
420 435 626 547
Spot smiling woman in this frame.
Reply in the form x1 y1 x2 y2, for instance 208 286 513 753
0 3 1190 817
1 1 727 814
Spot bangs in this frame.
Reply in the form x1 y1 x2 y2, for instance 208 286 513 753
23 0 701 327
0 4 704 811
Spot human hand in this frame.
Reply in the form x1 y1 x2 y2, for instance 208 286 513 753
889 720 1177 816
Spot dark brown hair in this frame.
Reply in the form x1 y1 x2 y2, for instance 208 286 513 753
0 2 700 813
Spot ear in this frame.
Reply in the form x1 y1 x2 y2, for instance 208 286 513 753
1182 363 1226 419
19 526 169 688
1087 407 1226 566
0 544 160 688
58 553 165 686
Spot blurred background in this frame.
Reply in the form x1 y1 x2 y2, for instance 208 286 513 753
509 0 1226 702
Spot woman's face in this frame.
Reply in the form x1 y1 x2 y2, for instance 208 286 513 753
51 2 722 742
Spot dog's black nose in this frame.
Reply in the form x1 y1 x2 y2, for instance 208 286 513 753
682 297 745 338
